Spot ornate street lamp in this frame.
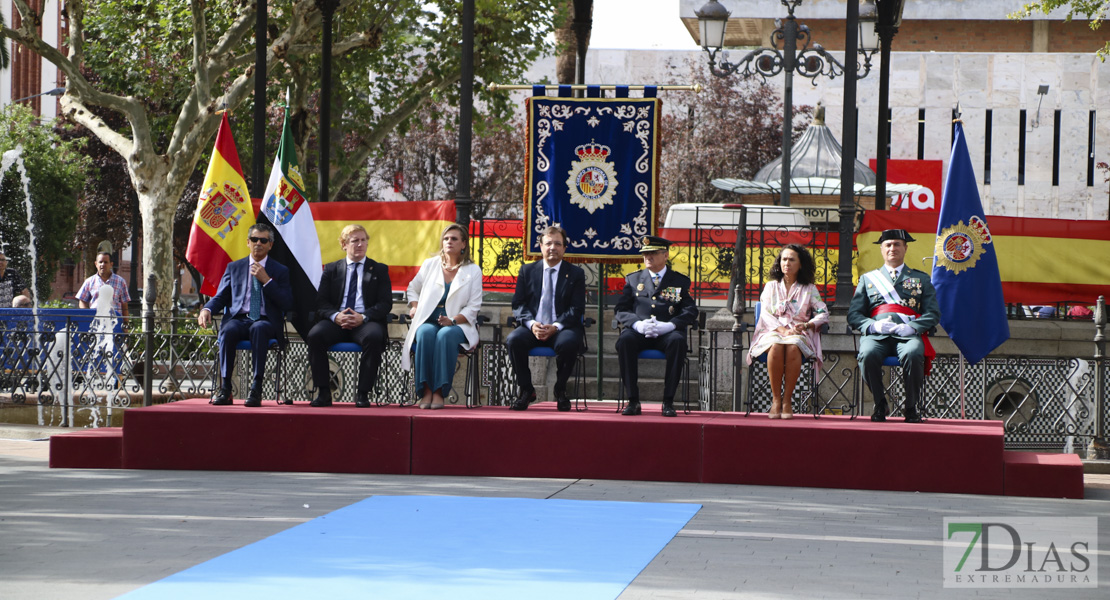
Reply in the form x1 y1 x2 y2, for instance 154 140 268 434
865 0 907 209
696 0 876 206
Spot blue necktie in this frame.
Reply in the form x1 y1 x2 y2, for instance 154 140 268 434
344 263 359 310
249 275 262 321
538 267 555 324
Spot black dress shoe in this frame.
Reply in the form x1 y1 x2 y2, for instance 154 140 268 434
555 393 571 412
244 385 263 407
661 401 677 418
210 389 233 405
621 400 641 416
904 413 923 423
510 390 536 411
310 395 333 407
354 392 371 408
871 413 887 422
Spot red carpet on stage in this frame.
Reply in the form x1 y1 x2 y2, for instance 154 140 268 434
48 399 1083 499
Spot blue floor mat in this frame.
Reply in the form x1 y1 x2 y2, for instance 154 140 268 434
118 495 701 600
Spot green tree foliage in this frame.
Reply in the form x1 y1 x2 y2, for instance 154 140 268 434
3 0 559 311
1011 1 1110 58
0 105 90 301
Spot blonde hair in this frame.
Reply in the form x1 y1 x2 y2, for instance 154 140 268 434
339 223 368 245
437 223 473 265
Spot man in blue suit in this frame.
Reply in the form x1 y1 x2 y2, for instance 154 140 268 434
506 226 587 411
198 223 293 407
614 236 698 417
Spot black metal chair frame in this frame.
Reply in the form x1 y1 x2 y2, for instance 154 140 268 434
850 324 934 418
227 337 284 405
400 314 486 408
610 318 694 415
742 302 829 418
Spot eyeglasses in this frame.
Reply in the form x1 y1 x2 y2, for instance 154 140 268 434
249 237 272 244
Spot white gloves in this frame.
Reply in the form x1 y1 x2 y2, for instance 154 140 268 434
871 320 897 335
892 323 916 337
633 317 676 338
653 321 676 336
871 320 916 337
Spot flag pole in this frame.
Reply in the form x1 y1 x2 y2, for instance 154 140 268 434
958 350 966 419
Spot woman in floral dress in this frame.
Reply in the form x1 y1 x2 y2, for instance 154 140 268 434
747 244 829 419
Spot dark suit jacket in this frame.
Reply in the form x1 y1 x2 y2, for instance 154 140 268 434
614 268 698 331
511 260 586 330
204 256 294 337
314 258 393 325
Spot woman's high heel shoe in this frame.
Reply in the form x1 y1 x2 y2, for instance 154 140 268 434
781 401 794 420
768 399 782 420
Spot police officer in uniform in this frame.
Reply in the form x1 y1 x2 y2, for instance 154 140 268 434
614 236 698 417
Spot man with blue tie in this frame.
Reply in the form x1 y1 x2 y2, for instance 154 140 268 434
506 226 586 411
614 236 698 417
198 223 293 407
306 224 393 407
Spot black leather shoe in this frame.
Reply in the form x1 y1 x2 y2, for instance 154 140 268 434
555 393 571 412
354 392 371 408
210 388 233 406
904 413 923 423
871 404 887 422
244 385 263 407
510 390 536 411
310 394 333 407
661 401 677 418
622 400 641 416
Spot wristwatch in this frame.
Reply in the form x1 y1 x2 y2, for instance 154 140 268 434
450 317 457 325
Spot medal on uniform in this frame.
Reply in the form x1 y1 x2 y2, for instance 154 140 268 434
637 283 644 291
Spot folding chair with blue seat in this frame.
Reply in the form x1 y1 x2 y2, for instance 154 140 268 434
611 318 694 415
506 316 594 411
402 314 487 407
850 323 935 420
231 338 284 404
743 302 829 417
317 314 401 405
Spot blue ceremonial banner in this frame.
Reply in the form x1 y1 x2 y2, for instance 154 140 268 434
931 121 1010 364
525 95 662 262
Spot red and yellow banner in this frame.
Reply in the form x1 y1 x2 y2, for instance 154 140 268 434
859 211 1110 304
185 113 257 296
309 201 456 291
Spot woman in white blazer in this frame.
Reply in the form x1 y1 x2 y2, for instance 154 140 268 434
402 223 483 409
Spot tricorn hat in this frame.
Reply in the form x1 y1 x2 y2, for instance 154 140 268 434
874 229 916 244
639 235 672 253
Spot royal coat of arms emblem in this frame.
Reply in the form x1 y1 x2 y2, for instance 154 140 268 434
565 141 618 214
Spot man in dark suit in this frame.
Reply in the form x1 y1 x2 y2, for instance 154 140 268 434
306 224 393 407
847 229 940 423
614 235 698 417
506 226 587 412
198 223 293 407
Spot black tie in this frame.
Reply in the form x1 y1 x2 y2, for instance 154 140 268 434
344 263 359 310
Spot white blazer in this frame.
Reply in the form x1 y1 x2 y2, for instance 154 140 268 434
401 256 483 370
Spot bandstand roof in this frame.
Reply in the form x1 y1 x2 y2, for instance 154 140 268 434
715 105 922 199
711 177 923 198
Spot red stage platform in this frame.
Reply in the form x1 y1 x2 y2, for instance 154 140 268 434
48 399 1083 498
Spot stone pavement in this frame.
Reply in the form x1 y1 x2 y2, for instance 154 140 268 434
1 428 1107 599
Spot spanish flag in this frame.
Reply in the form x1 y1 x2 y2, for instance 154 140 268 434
185 113 256 296
858 211 1110 305
310 201 457 290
